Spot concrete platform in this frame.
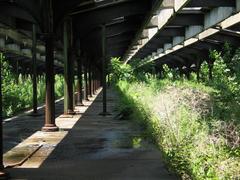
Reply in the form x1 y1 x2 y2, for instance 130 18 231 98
4 89 178 180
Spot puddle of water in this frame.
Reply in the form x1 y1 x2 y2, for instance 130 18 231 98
111 135 144 149
80 130 155 159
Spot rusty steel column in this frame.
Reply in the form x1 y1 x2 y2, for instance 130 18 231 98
42 34 58 132
63 18 75 115
97 70 100 90
92 69 96 95
196 59 201 82
88 62 93 98
32 24 38 114
0 53 7 178
90 68 93 96
15 60 19 84
84 60 89 101
77 55 84 106
99 25 110 116
42 0 58 132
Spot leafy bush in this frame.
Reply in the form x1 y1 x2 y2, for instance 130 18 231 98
108 57 134 82
1 55 64 118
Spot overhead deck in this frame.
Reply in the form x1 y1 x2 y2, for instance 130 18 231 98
0 0 239 178
124 0 240 69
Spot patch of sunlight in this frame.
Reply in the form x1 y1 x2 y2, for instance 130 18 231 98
3 90 101 169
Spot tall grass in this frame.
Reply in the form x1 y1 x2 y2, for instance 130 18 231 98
110 44 240 179
117 79 240 179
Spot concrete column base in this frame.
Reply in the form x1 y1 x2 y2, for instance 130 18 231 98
76 102 85 106
42 124 59 132
66 110 76 115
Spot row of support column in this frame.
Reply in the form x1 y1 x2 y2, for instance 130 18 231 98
0 4 107 178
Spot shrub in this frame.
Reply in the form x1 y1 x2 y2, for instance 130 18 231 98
1 55 64 118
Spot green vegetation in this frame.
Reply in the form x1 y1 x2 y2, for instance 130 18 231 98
1 54 64 118
110 44 240 179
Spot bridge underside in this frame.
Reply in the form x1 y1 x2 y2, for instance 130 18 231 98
0 0 239 177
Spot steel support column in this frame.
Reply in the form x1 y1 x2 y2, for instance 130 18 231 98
97 70 100 90
196 59 201 82
77 56 84 106
100 25 110 116
42 0 58 132
15 60 19 84
32 24 38 114
93 69 96 95
88 62 93 97
63 18 75 115
84 61 89 101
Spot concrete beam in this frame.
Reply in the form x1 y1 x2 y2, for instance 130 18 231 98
148 27 158 39
157 9 174 29
140 29 149 39
204 7 235 29
22 48 32 57
173 36 184 46
174 0 189 11
6 43 20 52
0 28 21 43
160 0 174 9
140 4 239 65
0 38 5 48
185 26 203 39
237 0 240 12
164 43 172 51
152 52 157 58
147 15 159 28
157 48 164 54
123 0 190 63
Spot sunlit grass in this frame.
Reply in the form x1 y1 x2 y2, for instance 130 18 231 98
117 79 240 179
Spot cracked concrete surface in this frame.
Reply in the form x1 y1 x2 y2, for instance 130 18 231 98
4 89 178 180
